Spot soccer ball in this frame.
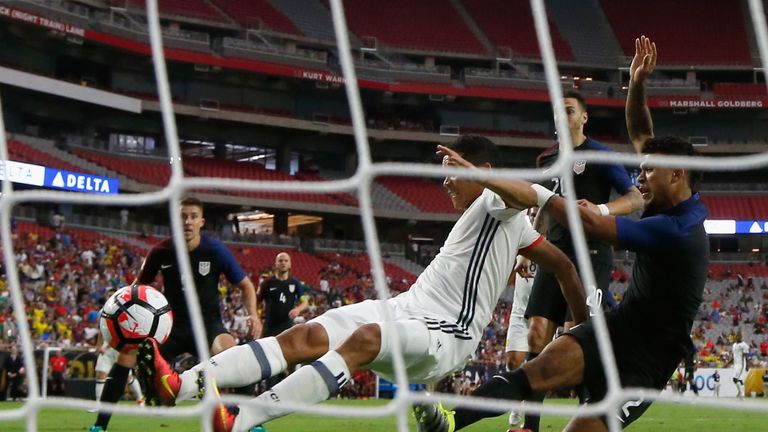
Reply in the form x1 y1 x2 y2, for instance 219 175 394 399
99 285 173 353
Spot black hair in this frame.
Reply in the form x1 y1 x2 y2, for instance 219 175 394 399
447 135 501 167
564 89 587 112
642 136 703 190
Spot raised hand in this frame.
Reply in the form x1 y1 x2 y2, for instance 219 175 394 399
436 144 476 169
629 35 657 84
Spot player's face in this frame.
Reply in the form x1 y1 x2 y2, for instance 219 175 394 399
275 253 291 273
636 164 677 211
180 205 205 242
443 175 484 211
562 97 587 142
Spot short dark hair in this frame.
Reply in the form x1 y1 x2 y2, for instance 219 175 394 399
447 135 501 166
642 136 703 190
180 196 204 214
564 89 587 112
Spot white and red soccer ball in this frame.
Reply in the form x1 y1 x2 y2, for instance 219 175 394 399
99 285 173 353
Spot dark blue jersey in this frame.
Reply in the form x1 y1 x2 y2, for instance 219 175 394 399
258 275 305 332
138 234 246 323
615 193 709 343
537 138 634 258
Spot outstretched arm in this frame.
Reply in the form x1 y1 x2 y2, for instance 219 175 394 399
520 239 588 325
437 145 538 209
576 186 643 217
437 144 620 246
626 35 657 153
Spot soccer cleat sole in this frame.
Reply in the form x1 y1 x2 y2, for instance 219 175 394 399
136 340 173 407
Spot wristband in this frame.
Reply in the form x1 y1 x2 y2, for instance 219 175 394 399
597 204 610 216
531 184 555 208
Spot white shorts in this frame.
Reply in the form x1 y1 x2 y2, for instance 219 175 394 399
309 298 477 383
95 347 119 374
504 314 529 353
733 366 747 382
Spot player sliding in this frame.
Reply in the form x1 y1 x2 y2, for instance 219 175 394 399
414 35 709 432
137 135 588 432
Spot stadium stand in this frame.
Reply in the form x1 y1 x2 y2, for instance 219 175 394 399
7 140 91 176
335 0 486 54
122 0 231 24
377 177 459 214
72 149 171 187
599 0 752 65
460 0 574 60
713 83 768 99
267 0 341 41
700 195 768 220
212 0 301 33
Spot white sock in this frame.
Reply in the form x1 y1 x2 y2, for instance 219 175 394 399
129 376 143 401
95 380 106 401
232 350 350 432
177 337 288 402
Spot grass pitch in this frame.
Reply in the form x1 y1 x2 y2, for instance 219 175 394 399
1 398 767 431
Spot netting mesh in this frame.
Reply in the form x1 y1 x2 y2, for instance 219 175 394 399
1 0 768 431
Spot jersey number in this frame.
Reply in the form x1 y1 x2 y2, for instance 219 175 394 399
279 292 287 303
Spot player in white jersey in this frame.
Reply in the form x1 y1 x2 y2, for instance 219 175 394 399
504 258 536 429
93 333 143 405
136 135 588 432
732 333 750 399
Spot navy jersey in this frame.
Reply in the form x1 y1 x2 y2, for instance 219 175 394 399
615 193 709 344
537 138 634 258
258 276 305 332
138 235 246 323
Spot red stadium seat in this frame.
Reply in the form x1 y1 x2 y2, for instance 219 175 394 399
334 0 486 54
599 0 752 65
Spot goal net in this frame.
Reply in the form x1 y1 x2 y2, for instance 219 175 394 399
1 0 767 431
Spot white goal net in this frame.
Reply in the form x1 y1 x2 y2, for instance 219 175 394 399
1 0 768 431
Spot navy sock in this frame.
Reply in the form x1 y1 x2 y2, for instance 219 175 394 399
453 369 533 430
95 364 130 429
522 352 544 432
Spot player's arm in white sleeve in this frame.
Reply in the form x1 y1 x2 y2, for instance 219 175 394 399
519 233 588 325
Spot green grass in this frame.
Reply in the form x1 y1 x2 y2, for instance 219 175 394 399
2 398 768 431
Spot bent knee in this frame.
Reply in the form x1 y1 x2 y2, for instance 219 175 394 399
527 318 554 352
348 323 382 354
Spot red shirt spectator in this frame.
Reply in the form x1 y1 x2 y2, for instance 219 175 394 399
50 353 67 373
761 340 768 357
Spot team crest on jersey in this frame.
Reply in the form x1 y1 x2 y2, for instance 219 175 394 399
289 284 295 293
198 261 211 276
573 160 587 175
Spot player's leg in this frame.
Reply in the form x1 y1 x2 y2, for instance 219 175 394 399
503 314 529 430
94 371 108 402
228 319 432 431
91 352 137 432
127 371 144 404
139 321 330 405
416 334 585 432
523 268 565 432
94 349 117 402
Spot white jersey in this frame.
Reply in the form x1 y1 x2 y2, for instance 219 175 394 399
397 189 542 342
732 341 749 374
510 264 536 318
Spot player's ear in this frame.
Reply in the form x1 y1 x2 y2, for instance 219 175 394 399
671 168 685 184
200 217 206 227
582 110 588 126
478 162 492 169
